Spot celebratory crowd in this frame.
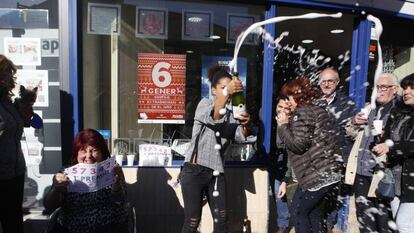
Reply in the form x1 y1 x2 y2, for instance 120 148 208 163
271 69 414 233
0 52 413 233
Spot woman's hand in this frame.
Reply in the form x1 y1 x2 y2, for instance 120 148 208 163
277 182 287 198
226 78 243 95
352 112 369 125
113 164 125 185
372 143 389 156
19 104 34 125
238 112 250 126
52 172 69 192
238 112 250 137
276 112 289 125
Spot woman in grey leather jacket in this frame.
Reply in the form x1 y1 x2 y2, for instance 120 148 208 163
276 78 342 233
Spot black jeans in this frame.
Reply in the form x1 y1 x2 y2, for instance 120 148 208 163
0 174 25 233
180 163 227 233
292 183 337 233
354 174 394 233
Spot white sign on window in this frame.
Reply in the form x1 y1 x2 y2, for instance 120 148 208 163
139 144 172 167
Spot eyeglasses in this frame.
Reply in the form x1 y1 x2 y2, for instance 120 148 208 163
319 79 338 85
376 85 395 91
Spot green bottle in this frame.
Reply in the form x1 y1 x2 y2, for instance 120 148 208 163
231 72 246 119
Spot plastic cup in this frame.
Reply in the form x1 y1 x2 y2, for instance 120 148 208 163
127 154 135 166
360 107 370 119
373 120 383 135
115 154 124 166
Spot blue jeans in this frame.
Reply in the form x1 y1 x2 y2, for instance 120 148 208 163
274 179 289 228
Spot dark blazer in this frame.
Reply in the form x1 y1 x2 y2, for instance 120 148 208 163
384 101 414 202
0 100 25 180
326 91 357 162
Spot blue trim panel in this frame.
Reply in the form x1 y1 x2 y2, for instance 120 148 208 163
349 23 359 101
349 19 371 110
269 0 355 11
261 4 277 154
69 0 79 134
271 0 414 21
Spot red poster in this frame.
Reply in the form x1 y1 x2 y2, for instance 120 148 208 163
137 53 186 124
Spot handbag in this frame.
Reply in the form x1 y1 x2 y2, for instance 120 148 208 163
376 168 396 200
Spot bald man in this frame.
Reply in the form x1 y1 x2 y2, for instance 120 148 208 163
319 68 357 233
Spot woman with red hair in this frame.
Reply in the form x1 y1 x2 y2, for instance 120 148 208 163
44 129 128 233
276 78 342 233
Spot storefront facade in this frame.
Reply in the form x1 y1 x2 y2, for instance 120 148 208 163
1 0 414 231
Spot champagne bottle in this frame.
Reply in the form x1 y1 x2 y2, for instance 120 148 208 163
231 72 246 119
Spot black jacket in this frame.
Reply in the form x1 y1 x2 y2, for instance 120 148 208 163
278 105 342 190
326 91 357 162
385 101 414 202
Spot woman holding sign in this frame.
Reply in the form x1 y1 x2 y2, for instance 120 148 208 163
44 129 128 233
180 65 255 233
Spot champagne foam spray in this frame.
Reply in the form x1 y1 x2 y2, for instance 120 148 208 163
367 15 383 111
229 12 342 74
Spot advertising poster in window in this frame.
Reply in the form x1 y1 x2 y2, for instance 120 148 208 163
201 56 247 98
15 69 49 107
4 37 41 66
137 53 186 124
182 10 213 41
135 7 168 39
87 3 121 35
227 14 258 44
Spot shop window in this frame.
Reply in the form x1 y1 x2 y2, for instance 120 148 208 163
0 0 63 171
367 15 414 99
269 5 356 156
81 0 265 164
273 5 356 96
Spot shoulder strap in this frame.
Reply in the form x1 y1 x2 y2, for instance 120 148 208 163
190 124 206 163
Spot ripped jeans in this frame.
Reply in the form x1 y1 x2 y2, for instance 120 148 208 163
180 163 227 233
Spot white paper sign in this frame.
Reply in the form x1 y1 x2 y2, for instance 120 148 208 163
139 144 172 166
15 70 49 107
65 157 116 193
4 37 41 66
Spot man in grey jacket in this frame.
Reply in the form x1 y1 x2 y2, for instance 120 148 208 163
347 73 399 233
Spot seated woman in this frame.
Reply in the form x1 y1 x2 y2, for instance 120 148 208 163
44 129 128 233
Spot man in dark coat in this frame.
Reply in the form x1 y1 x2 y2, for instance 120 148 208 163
319 68 357 233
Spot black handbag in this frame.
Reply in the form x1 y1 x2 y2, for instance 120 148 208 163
377 168 396 200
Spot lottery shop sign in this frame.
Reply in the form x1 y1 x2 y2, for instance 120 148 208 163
137 53 186 124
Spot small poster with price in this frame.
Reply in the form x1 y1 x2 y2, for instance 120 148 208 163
65 157 116 193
